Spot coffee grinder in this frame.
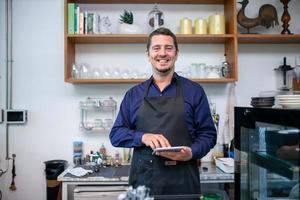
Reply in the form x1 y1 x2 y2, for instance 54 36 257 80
274 57 294 91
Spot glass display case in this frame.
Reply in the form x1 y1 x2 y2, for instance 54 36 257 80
234 107 299 200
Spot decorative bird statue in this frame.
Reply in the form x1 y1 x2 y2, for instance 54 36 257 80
237 0 279 33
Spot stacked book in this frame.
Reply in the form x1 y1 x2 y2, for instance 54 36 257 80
68 3 104 35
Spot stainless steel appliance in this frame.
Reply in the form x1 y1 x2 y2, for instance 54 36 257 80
235 107 299 199
74 185 128 200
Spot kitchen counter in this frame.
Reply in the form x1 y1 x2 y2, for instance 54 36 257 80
58 162 234 200
58 162 234 183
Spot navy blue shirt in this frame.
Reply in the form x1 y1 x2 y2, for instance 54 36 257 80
109 73 217 159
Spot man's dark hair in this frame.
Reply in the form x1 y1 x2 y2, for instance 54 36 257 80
146 27 178 52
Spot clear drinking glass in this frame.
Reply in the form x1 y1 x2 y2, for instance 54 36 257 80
93 68 101 79
111 68 121 79
102 67 111 79
189 63 198 78
121 69 130 79
131 70 139 79
197 63 206 78
71 63 80 79
80 63 90 79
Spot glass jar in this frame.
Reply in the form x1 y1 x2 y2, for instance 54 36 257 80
148 4 164 31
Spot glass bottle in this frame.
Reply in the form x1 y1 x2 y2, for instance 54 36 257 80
221 54 230 78
100 143 107 159
148 4 164 31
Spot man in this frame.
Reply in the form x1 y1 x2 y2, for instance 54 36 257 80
109 27 216 198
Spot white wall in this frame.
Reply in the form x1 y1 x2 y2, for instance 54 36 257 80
0 0 299 199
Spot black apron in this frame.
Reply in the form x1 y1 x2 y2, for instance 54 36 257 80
129 77 200 199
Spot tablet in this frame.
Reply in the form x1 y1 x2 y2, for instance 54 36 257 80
153 146 185 154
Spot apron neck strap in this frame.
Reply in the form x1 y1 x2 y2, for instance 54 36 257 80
143 75 182 98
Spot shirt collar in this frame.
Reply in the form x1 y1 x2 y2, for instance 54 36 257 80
148 72 178 84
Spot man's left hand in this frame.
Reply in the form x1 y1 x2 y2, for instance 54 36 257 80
156 146 192 161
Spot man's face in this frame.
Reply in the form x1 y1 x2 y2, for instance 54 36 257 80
147 35 178 75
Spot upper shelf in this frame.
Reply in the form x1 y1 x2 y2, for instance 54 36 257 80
67 34 235 44
72 0 225 4
238 34 300 44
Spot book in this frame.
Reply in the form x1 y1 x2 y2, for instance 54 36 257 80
67 3 75 34
75 5 80 34
84 11 88 34
93 12 99 34
79 12 84 34
87 12 94 34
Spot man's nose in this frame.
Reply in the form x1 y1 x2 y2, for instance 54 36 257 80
158 48 167 55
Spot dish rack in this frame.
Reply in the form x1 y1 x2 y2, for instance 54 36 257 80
79 97 117 132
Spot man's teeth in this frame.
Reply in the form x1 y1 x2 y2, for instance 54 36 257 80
158 59 168 63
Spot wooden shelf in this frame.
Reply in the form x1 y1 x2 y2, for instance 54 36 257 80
64 0 238 84
238 34 300 44
67 34 235 44
73 0 224 4
66 78 236 84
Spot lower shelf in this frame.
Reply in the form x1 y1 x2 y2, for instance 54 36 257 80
66 78 236 84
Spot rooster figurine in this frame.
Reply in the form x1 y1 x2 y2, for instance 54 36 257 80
237 0 279 33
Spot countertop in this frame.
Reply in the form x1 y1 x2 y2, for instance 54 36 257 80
58 162 234 184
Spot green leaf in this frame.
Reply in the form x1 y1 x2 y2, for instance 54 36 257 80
119 9 133 24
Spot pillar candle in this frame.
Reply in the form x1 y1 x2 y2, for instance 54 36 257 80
194 18 207 34
180 17 192 34
209 14 225 34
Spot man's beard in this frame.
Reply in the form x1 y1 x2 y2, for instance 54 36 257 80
154 66 172 75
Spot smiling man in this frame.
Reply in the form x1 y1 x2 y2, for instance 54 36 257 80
110 28 216 199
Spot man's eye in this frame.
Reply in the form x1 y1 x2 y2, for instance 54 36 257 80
153 47 160 51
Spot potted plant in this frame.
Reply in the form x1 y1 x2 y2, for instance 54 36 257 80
118 10 143 34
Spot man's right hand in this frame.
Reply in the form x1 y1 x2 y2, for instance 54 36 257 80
141 133 171 150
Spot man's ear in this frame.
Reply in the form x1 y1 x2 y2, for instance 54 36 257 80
146 50 150 60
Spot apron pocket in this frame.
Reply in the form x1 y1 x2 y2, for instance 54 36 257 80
135 154 154 187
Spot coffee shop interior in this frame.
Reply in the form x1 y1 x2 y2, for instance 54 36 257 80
0 0 299 199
